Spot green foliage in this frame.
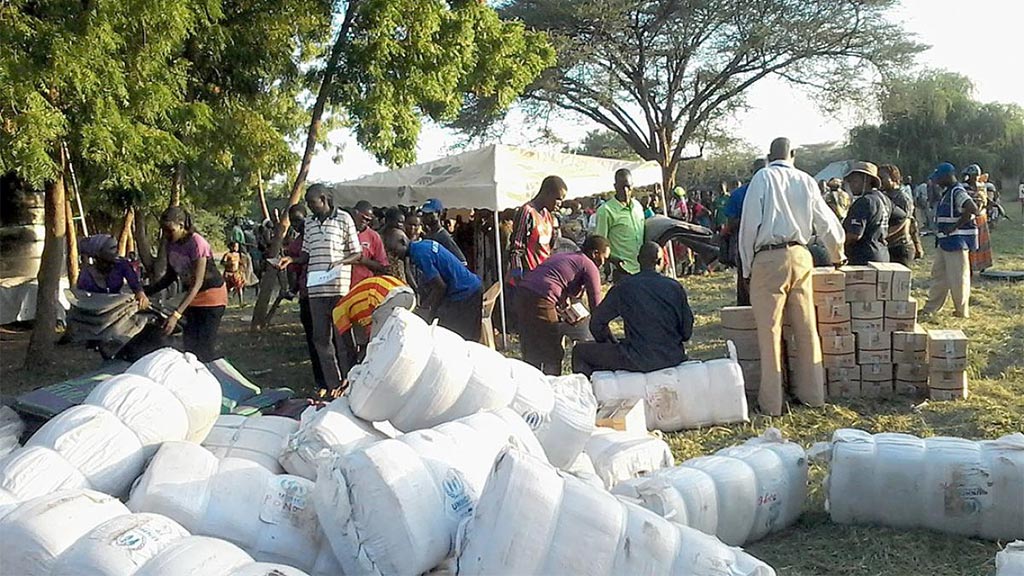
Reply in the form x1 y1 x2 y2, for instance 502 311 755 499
678 137 761 189
338 0 555 168
849 71 1024 181
568 129 641 160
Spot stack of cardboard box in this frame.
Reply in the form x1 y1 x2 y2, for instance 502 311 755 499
812 268 857 397
892 324 929 394
927 329 969 400
720 306 760 402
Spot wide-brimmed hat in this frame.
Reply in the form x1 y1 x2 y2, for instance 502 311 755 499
843 161 881 189
962 164 982 176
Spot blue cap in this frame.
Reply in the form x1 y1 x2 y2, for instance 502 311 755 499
929 162 956 181
421 198 444 214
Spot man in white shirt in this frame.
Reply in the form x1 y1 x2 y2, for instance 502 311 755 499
738 137 845 416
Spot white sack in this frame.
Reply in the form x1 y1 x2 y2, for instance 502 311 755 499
85 373 190 457
997 541 1024 576
611 428 807 546
590 369 645 405
27 404 144 497
51 512 190 576
507 358 555 430
0 489 129 576
0 405 24 458
280 398 389 480
824 429 1024 540
313 408 546 576
133 535 253 576
564 452 605 490
0 445 90 506
584 428 674 490
229 563 311 576
125 347 222 442
128 442 335 572
455 448 776 576
387 324 475 431
435 342 517 423
203 415 298 474
534 374 596 469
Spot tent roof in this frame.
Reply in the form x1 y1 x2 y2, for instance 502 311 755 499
330 144 663 211
814 160 856 183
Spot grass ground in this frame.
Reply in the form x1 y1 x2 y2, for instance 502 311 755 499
1 220 1021 576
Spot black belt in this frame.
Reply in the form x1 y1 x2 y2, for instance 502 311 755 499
756 241 802 254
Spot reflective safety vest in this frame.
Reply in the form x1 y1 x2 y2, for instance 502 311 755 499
935 183 977 252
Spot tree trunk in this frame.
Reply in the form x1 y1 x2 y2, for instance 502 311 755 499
661 159 677 193
117 207 135 256
27 147 68 361
64 196 79 287
249 2 359 330
134 208 156 276
256 170 270 222
170 162 184 207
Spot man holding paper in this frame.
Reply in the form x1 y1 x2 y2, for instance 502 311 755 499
278 184 361 395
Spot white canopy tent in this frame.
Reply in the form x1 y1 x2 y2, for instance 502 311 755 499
331 144 664 346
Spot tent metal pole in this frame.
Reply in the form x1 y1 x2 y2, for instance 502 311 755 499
493 209 508 349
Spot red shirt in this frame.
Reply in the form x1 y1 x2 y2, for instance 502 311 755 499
510 202 555 280
350 227 389 288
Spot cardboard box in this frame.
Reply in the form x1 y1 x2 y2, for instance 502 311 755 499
821 333 856 355
814 291 847 309
884 300 918 319
894 380 924 396
928 370 967 390
841 265 877 285
857 330 891 351
827 365 861 384
818 321 853 338
928 329 969 359
896 362 930 382
823 353 857 369
850 301 884 320
861 380 894 398
893 326 928 353
861 362 894 382
851 318 885 333
722 328 760 361
929 387 968 401
828 380 862 398
721 306 756 330
885 317 917 333
817 303 851 323
930 355 968 371
595 398 647 433
738 359 761 394
893 347 928 364
870 262 912 301
858 348 892 364
845 283 878 303
812 267 846 292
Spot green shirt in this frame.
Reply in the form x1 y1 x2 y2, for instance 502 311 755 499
713 194 730 227
596 197 645 274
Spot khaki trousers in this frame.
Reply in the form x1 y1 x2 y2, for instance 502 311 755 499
749 246 825 415
922 248 970 318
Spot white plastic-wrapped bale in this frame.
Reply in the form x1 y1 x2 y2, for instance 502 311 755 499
85 373 190 458
584 428 674 490
997 541 1024 576
0 405 24 458
229 563 312 576
823 429 1024 540
51 512 190 576
125 347 222 442
506 358 555 431
349 310 516 432
313 408 547 576
279 398 390 480
202 415 298 474
611 428 807 546
133 535 254 576
0 445 91 509
564 452 605 491
26 404 145 497
0 489 130 576
590 369 646 405
534 375 596 469
127 442 337 572
455 448 777 576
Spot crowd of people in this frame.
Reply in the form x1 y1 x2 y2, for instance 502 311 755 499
71 137 1006 413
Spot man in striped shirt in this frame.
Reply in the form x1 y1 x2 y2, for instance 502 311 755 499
332 275 415 345
278 184 361 394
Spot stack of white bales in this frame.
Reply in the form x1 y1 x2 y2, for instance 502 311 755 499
127 441 340 575
0 348 221 509
590 342 749 431
280 397 394 480
611 428 807 546
455 448 777 576
0 488 313 576
202 414 299 474
583 427 674 490
818 429 1024 540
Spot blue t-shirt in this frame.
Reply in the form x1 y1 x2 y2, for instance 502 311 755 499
724 185 748 219
408 240 482 301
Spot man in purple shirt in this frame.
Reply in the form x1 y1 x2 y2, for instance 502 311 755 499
516 235 610 375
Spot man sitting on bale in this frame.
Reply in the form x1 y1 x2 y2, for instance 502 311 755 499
516 234 610 376
571 241 694 377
